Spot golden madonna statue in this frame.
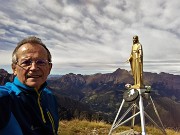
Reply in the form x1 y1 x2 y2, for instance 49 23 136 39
127 35 144 89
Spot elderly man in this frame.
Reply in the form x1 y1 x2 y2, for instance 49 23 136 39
0 36 59 135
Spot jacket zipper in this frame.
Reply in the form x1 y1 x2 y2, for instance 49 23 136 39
35 90 46 123
47 110 56 135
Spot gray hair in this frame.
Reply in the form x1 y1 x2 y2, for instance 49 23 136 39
12 36 52 64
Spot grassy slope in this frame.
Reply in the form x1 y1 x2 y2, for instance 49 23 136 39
58 119 180 135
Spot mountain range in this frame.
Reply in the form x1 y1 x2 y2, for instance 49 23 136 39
0 68 180 128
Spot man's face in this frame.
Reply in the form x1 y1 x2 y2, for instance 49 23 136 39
12 43 52 90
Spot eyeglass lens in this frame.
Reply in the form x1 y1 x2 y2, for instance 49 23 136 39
19 59 49 67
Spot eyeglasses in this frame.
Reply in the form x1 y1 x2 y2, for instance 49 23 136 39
16 59 51 67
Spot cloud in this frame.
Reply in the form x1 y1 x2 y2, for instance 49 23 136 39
0 0 180 75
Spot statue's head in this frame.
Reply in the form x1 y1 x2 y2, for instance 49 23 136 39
133 35 139 44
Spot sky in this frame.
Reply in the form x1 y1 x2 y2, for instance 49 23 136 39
0 0 180 75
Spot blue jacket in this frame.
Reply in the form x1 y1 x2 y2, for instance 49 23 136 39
0 112 23 135
0 77 59 135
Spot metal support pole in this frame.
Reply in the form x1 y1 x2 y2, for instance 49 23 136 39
138 89 146 135
108 99 125 135
131 103 136 129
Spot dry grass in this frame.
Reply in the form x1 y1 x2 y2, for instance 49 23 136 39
58 119 180 135
58 119 109 135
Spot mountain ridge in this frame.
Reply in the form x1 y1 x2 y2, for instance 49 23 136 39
1 68 180 128
47 68 180 128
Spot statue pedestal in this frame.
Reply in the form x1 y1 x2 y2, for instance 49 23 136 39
108 86 166 135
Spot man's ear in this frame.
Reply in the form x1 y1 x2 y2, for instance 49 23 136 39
48 63 52 75
11 63 17 75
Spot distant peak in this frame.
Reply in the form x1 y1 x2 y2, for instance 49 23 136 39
113 68 128 74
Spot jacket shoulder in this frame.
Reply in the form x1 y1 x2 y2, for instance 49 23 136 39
4 82 22 95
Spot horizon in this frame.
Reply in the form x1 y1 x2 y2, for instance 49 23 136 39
1 67 179 76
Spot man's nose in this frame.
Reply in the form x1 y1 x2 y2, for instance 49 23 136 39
29 62 39 70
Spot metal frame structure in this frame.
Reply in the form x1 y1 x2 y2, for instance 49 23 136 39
108 88 167 135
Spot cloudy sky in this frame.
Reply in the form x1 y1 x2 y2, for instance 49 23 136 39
0 0 180 75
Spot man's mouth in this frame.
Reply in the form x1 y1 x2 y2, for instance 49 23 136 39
26 75 42 78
